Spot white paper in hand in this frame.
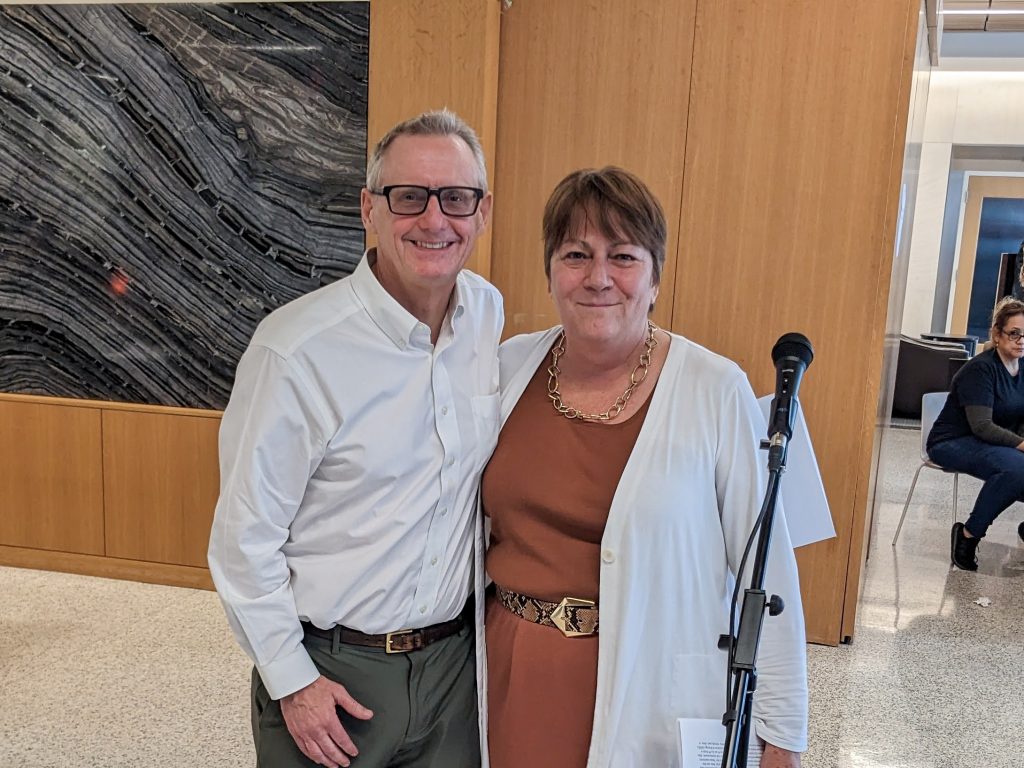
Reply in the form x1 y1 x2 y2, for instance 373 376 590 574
678 718 763 768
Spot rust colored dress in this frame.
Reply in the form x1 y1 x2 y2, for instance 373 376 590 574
482 357 651 768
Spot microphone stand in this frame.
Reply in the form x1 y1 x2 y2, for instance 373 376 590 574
719 431 791 768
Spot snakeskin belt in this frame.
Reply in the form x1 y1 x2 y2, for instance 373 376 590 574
496 585 599 637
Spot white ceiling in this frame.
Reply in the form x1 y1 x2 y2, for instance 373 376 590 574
943 0 1024 31
931 0 1024 69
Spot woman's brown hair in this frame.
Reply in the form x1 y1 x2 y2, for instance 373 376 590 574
542 167 667 284
990 296 1024 342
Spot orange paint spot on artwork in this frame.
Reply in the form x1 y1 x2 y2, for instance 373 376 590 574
109 270 131 297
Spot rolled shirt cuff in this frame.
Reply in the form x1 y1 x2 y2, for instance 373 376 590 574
754 721 808 754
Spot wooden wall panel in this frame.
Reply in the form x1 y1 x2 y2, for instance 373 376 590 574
103 410 221 567
367 0 501 278
491 0 697 337
0 398 104 554
675 0 920 644
0 544 214 591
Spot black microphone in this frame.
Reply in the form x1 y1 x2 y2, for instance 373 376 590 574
768 333 814 442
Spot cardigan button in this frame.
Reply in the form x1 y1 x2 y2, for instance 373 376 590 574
601 549 615 564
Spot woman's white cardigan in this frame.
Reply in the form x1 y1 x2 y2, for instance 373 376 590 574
481 328 808 768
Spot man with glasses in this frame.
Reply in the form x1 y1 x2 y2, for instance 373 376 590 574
209 109 501 767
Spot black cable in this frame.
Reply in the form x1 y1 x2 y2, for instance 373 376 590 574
723 467 781 714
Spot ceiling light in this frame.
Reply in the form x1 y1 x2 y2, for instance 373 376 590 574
942 9 1024 15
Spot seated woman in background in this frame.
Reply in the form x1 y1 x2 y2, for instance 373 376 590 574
482 167 807 767
928 296 1024 570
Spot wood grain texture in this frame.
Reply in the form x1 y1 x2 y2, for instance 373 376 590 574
841 2 923 643
0 398 104 554
490 0 697 337
0 392 221 419
367 0 500 277
0 544 213 590
676 0 920 644
102 409 221 568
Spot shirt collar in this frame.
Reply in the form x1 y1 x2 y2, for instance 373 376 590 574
450 274 468 327
351 249 467 348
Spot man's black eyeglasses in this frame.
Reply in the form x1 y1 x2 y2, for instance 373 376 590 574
370 185 484 217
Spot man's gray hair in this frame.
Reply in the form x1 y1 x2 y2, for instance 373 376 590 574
366 108 488 192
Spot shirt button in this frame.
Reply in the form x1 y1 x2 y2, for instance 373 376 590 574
430 557 438 566
441 406 449 416
439 507 447 517
419 605 427 614
601 549 615 564
447 457 455 467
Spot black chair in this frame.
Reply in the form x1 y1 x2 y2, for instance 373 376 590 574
920 333 979 357
892 336 969 419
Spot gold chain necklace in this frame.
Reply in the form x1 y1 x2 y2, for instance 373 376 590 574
547 321 659 421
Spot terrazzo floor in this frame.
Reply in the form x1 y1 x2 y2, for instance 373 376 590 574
1 426 1022 767
805 426 1024 768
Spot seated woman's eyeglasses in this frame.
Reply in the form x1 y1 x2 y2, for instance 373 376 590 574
1002 328 1024 341
371 185 484 217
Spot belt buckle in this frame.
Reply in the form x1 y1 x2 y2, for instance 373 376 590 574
385 629 414 654
549 597 596 638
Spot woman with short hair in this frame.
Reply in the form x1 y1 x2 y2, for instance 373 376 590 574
482 167 807 767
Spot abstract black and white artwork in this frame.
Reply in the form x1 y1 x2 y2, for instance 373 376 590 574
0 3 368 409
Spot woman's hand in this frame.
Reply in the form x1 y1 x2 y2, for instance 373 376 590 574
760 742 801 768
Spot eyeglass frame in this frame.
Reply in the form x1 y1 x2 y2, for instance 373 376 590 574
369 185 485 217
1000 327 1024 342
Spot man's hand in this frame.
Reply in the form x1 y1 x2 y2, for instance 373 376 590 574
760 742 801 768
280 675 373 768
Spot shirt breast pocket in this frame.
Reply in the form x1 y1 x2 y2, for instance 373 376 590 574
470 393 501 466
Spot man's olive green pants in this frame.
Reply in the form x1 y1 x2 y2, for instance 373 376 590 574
251 622 479 767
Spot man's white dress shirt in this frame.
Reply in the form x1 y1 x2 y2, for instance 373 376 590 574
208 250 503 700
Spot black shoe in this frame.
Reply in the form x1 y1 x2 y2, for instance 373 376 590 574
1018 521 1024 543
951 523 979 570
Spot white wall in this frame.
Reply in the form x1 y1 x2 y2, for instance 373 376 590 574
901 70 1024 336
885 8 931 341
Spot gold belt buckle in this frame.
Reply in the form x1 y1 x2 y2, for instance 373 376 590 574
385 629 414 654
549 597 597 638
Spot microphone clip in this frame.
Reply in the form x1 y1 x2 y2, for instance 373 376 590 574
766 431 789 472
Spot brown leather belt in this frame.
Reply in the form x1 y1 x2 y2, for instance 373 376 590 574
496 585 599 637
302 614 466 654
